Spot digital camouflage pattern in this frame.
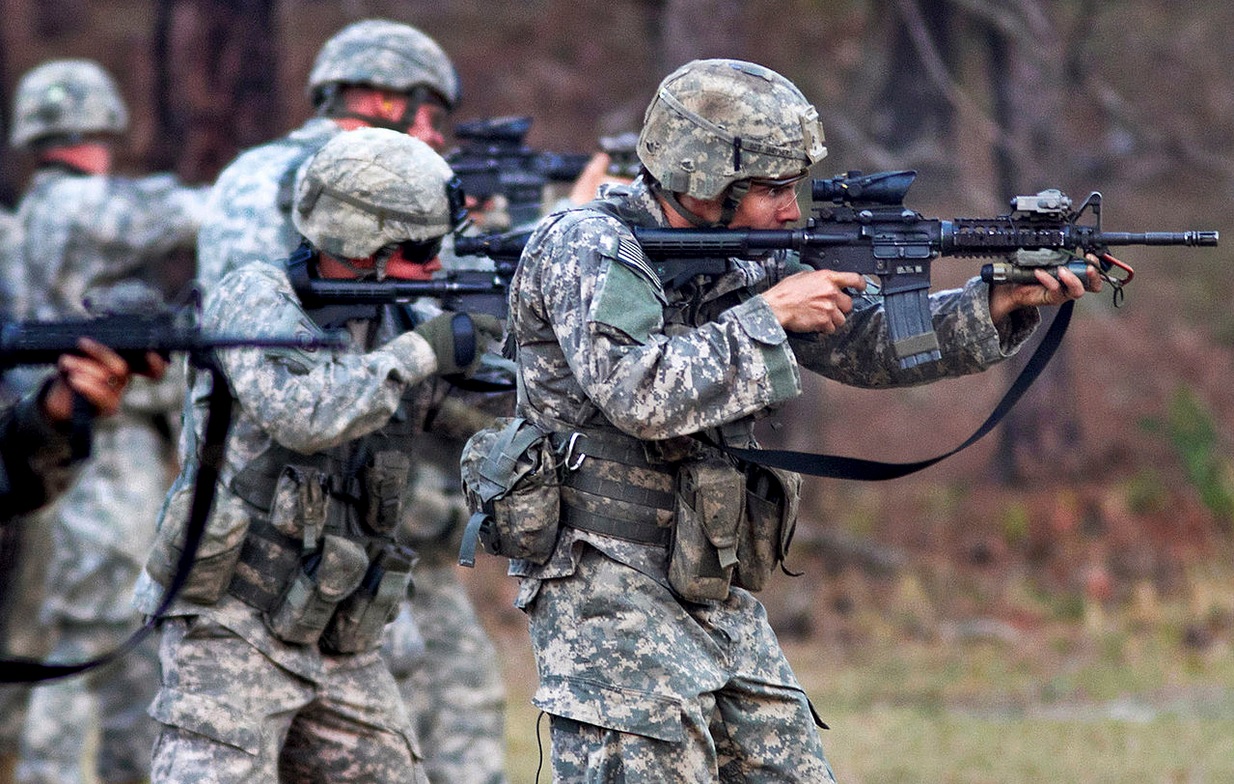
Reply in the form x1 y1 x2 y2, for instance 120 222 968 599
150 616 427 783
8 59 127 150
293 128 457 259
5 164 204 784
636 59 826 200
133 260 442 784
307 18 460 110
194 114 509 778
17 626 158 784
194 117 341 294
507 175 1039 779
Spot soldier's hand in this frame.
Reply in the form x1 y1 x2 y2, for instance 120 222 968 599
762 269 867 334
414 312 505 376
43 338 132 421
988 255 1103 324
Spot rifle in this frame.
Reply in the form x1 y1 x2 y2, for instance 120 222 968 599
0 308 347 684
598 131 641 180
285 243 514 319
0 309 347 371
446 115 590 227
454 169 1218 368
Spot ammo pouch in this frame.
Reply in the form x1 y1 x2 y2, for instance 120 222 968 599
734 464 802 592
266 534 369 645
322 542 416 654
363 451 411 536
458 417 561 566
668 457 746 603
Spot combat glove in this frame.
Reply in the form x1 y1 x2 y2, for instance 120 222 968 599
414 312 504 377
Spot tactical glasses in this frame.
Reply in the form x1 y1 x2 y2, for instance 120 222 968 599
396 237 444 264
747 173 808 207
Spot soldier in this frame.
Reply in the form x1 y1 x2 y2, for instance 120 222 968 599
196 19 511 782
194 17 459 293
500 58 1099 780
133 128 503 783
0 59 206 784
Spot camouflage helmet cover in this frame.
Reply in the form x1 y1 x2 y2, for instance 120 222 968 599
307 19 460 110
293 127 457 259
637 59 827 200
9 59 128 150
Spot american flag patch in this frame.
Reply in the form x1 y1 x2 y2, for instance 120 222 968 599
615 237 659 284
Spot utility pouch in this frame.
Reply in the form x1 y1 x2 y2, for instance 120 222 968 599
363 451 412 536
146 483 252 604
667 457 746 603
265 534 369 646
322 542 416 654
269 465 329 544
735 464 802 592
458 417 561 566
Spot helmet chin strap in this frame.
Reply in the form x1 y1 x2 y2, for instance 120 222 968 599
654 181 747 228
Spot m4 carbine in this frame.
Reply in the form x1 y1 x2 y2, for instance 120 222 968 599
446 115 590 227
455 169 1218 368
0 309 347 371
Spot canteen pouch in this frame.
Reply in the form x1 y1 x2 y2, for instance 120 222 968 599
322 543 417 654
668 457 745 603
265 534 369 645
735 464 802 592
363 451 412 536
146 483 252 604
458 417 561 566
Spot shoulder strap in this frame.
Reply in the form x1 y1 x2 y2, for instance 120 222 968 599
716 301 1074 479
0 360 234 683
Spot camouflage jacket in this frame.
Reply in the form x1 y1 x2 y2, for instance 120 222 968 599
195 118 341 294
508 176 1039 587
8 166 207 321
134 262 444 675
0 392 79 522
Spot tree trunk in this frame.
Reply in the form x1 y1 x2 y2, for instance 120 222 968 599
150 0 282 183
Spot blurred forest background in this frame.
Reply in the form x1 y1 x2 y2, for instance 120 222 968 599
3 0 1233 780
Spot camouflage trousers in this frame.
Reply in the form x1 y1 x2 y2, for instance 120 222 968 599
395 562 508 784
17 621 158 784
524 546 836 783
149 615 428 784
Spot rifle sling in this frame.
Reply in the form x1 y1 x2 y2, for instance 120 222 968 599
0 362 234 683
716 301 1074 480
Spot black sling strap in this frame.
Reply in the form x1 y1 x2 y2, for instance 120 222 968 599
0 361 233 683
716 301 1074 480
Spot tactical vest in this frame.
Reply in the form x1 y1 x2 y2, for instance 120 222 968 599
224 302 425 652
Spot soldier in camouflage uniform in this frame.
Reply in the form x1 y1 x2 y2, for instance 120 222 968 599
195 20 511 783
503 59 1099 781
0 60 206 784
194 18 459 294
133 128 503 783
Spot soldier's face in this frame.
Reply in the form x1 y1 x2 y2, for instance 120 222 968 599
406 103 447 151
730 178 804 229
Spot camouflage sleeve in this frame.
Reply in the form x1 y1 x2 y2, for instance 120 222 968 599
531 213 801 440
205 264 438 454
789 276 1040 388
0 387 78 517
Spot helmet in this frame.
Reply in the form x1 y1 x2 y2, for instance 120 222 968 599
9 59 128 150
293 127 461 260
307 19 460 111
637 59 827 201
